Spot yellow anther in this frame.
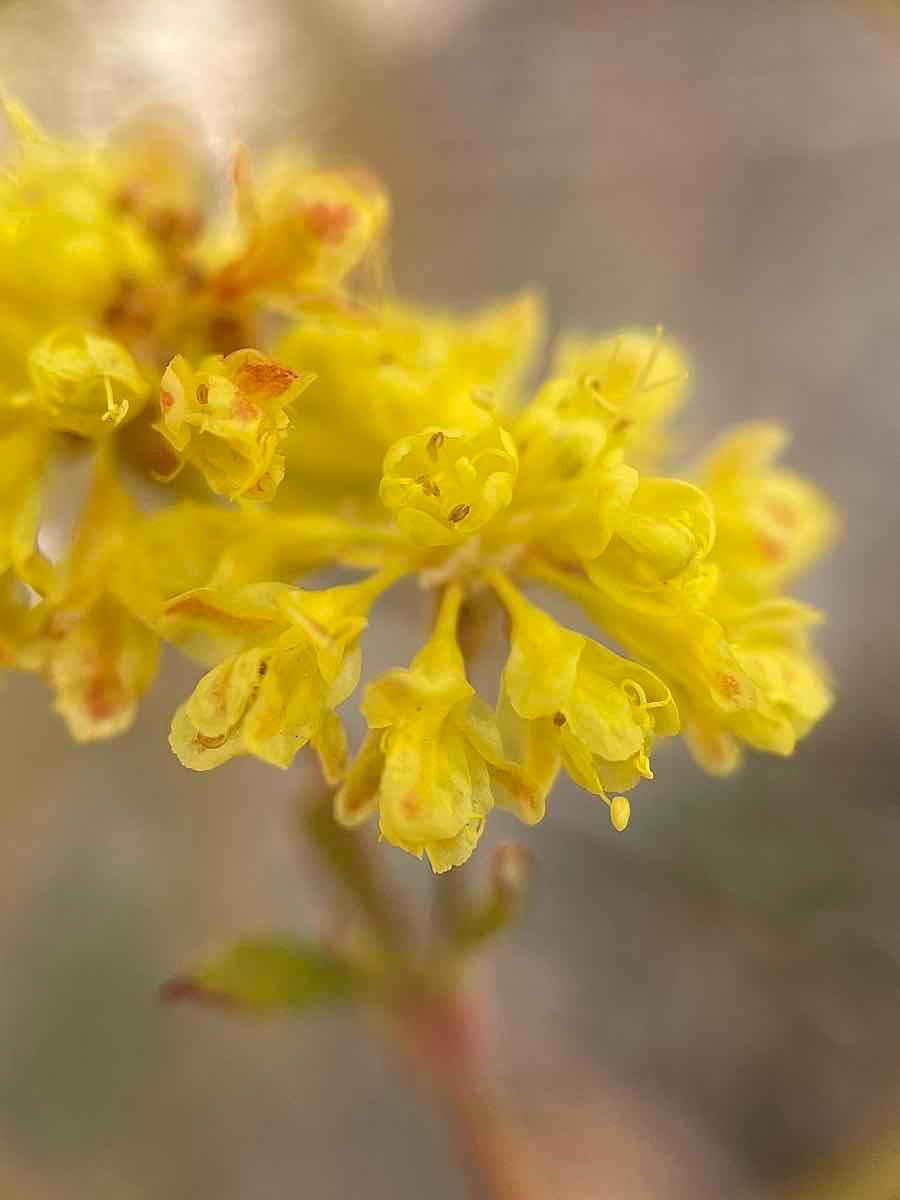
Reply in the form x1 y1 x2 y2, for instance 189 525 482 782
610 795 631 832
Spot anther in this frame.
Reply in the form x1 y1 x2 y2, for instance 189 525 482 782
196 383 209 405
610 795 631 832
427 431 445 459
415 474 440 497
448 502 470 523
195 731 227 750
553 711 567 727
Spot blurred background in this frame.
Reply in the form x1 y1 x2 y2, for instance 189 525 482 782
1 0 899 1195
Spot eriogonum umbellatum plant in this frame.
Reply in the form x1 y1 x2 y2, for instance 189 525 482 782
0 95 838 1194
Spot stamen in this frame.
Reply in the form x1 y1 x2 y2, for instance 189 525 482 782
622 678 648 708
448 502 470 523
627 325 664 402
610 795 631 832
415 474 440 497
195 731 228 750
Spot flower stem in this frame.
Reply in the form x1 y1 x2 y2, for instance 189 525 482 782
398 984 541 1200
433 862 468 947
300 785 537 1198
301 786 412 956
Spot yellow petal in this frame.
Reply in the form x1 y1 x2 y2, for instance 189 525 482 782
486 571 584 719
587 478 717 613
334 730 385 827
380 417 517 547
698 422 838 602
552 326 690 468
211 152 389 303
28 327 148 437
50 597 159 742
157 350 312 501
161 584 292 665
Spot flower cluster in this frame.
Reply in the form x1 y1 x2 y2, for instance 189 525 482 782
0 99 837 871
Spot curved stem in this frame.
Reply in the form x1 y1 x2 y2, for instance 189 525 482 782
301 785 413 957
433 863 468 947
399 985 541 1200
299 785 538 1198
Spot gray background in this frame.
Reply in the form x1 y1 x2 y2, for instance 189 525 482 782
0 0 898 1195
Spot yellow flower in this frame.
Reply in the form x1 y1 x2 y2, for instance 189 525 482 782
109 107 209 251
274 291 542 507
724 598 833 758
127 502 388 626
510 375 639 560
488 571 678 827
510 380 713 582
380 415 517 547
0 100 161 388
157 349 313 501
167 569 399 776
0 422 51 593
0 94 839 875
46 594 159 742
537 562 832 777
37 448 160 741
336 584 532 872
697 422 837 602
584 477 718 611
27 327 148 437
552 326 689 467
209 149 389 304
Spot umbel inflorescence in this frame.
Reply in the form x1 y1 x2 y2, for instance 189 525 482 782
0 100 837 871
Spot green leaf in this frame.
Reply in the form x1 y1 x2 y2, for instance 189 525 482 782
161 936 367 1013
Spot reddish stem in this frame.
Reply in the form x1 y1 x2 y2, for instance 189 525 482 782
396 985 541 1200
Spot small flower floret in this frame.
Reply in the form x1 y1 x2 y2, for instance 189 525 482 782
157 349 313 501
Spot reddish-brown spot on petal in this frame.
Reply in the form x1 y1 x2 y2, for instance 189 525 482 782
160 389 175 413
85 673 126 722
756 533 786 563
715 672 742 700
234 359 297 402
195 731 228 750
401 790 421 820
159 977 241 1011
305 202 356 245
767 499 798 529
232 395 261 422
163 594 281 636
